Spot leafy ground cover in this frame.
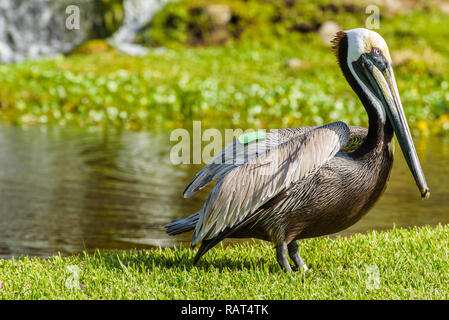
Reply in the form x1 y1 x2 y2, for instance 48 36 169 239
1 1 449 133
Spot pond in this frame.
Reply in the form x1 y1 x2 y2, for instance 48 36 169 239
0 124 447 258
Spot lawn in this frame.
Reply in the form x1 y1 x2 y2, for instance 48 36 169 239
1 225 447 299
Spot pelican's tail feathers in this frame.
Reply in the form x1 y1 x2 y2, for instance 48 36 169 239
165 212 200 236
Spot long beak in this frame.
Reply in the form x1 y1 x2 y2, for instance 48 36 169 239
354 58 430 199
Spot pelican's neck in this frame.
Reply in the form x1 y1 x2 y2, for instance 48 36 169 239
336 34 393 157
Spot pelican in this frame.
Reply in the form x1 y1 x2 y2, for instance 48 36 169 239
165 28 429 272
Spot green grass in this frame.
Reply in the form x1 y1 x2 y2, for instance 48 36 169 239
1 225 448 299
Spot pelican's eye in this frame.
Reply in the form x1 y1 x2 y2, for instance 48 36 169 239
371 47 381 56
369 47 387 71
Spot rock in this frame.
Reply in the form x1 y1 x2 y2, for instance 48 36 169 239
285 58 304 70
0 0 96 63
204 4 232 45
108 0 171 56
205 29 229 46
206 4 231 27
114 0 169 44
319 21 341 46
440 2 449 14
0 41 15 63
108 41 148 56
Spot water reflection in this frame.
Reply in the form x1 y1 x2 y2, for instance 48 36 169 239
0 124 447 258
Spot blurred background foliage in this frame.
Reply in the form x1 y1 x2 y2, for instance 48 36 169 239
1 0 449 134
96 0 125 37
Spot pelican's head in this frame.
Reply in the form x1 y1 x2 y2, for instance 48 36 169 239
333 28 429 199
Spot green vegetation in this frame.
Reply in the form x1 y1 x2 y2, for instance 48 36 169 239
1 1 449 133
0 225 447 299
70 39 116 55
95 0 125 37
0 36 448 132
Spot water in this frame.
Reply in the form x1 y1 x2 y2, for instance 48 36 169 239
0 124 447 258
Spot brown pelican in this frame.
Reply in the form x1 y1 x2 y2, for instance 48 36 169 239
165 28 429 272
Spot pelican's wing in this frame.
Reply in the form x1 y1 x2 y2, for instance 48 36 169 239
342 126 368 152
191 121 350 245
183 126 317 198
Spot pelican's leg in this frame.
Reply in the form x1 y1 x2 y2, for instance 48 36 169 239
275 242 292 273
287 240 308 272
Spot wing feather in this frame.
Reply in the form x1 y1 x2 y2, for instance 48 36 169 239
184 125 367 198
191 121 350 245
183 127 315 198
